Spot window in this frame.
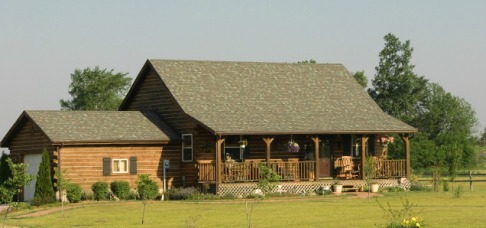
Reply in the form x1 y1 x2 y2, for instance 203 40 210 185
112 159 129 173
351 135 369 159
182 134 193 162
224 136 243 161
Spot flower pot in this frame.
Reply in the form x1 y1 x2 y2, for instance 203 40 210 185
333 184 343 194
371 183 379 193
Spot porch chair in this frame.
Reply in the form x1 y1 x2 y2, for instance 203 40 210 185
335 156 354 179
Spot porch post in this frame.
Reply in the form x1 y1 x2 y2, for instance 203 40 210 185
215 138 225 186
360 135 369 180
263 137 274 163
400 134 411 179
311 137 320 180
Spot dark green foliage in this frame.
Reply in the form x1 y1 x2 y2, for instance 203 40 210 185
0 152 12 186
81 191 94 201
66 183 82 203
368 33 429 125
110 180 131 200
91 181 109 201
60 66 132 111
353 71 368 88
369 33 479 172
167 187 199 200
297 59 316 64
33 148 56 205
0 158 34 225
136 174 159 200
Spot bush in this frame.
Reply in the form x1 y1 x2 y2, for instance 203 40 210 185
92 181 109 201
409 182 431 192
31 197 56 206
136 174 159 200
167 187 199 200
66 183 82 203
110 181 131 200
81 191 94 201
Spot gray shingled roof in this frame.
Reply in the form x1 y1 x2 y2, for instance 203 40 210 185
149 59 417 135
23 111 176 144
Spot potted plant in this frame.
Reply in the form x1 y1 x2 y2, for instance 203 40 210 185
370 182 380 193
332 181 343 194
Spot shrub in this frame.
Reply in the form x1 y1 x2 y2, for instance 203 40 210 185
66 183 82 203
81 191 94 201
33 148 56 205
92 181 109 201
136 174 159 200
452 185 464 198
110 181 131 200
167 187 199 200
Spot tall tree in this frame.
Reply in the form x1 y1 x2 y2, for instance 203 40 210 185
0 152 12 186
60 66 131 110
353 71 368 88
33 148 56 205
368 33 429 125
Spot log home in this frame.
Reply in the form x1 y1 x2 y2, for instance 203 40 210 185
2 59 417 199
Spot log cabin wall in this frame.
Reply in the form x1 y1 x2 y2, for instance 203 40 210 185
59 145 164 191
121 66 202 187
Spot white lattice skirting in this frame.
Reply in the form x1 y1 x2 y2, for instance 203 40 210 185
216 178 410 196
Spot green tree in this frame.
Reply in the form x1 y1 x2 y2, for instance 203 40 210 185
0 158 34 226
0 152 12 186
136 174 159 224
60 66 131 110
33 148 56 205
368 33 429 125
54 167 70 216
353 71 368 88
297 59 316 64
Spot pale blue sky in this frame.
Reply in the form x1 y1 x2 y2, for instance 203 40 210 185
1 1 485 148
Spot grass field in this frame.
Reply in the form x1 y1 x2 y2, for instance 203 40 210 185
3 182 486 227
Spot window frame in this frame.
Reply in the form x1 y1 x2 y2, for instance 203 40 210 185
182 134 193 162
112 158 129 174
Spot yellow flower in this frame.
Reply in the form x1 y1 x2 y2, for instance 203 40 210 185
411 217 417 222
415 222 420 227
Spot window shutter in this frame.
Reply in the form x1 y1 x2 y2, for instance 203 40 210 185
103 157 111 176
130 156 137 175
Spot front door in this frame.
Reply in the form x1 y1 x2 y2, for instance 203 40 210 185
319 140 332 177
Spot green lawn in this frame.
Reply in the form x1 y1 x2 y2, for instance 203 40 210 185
4 183 486 227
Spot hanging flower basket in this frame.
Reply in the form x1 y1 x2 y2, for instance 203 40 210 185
378 136 394 147
286 140 300 153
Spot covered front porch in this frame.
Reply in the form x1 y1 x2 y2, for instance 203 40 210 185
196 134 412 192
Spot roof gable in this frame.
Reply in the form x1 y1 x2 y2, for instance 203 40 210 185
148 59 416 135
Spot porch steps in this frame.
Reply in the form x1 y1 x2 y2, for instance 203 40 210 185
342 184 359 192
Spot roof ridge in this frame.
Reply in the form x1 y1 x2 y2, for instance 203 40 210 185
148 59 344 66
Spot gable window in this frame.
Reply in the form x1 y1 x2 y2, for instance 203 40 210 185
112 159 129 173
182 134 193 162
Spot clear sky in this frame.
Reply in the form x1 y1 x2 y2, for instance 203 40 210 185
1 1 485 149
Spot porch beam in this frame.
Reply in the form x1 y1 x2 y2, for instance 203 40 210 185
400 134 411 179
311 136 320 180
360 135 369 180
263 137 274 163
215 138 225 185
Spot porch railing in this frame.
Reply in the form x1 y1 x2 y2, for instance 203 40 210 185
197 160 315 183
197 159 407 183
374 159 406 178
